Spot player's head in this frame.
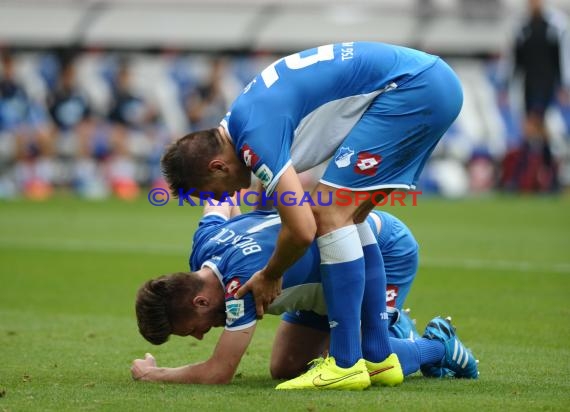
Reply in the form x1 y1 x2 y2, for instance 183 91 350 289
529 0 543 14
161 127 251 201
1 50 15 79
135 272 225 344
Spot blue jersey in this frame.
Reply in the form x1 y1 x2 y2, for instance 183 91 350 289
191 210 322 331
221 42 438 194
190 209 418 331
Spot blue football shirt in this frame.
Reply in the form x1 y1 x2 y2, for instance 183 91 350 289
221 41 438 194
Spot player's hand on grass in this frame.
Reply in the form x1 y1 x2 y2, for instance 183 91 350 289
234 269 282 319
131 353 157 381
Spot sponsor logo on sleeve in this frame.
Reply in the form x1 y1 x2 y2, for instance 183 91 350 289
225 299 245 325
255 164 274 187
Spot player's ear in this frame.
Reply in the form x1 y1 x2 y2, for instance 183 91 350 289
193 295 209 307
208 159 227 174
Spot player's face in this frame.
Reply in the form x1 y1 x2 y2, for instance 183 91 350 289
172 305 226 341
200 178 240 202
201 165 251 201
197 127 252 201
172 318 211 340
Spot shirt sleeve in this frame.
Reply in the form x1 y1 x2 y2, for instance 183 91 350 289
202 256 258 331
223 273 258 331
223 103 294 195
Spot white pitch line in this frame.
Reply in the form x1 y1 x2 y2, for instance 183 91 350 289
1 237 569 274
420 257 570 274
0 238 188 256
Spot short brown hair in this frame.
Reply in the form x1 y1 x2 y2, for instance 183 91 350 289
135 272 204 345
161 129 225 198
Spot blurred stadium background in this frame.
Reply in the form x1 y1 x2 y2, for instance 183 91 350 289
1 0 569 200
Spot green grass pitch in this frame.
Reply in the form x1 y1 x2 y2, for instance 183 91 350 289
1 195 569 411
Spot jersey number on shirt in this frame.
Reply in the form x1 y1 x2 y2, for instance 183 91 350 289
261 45 335 88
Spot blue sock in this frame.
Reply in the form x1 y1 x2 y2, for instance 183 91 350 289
318 225 365 368
389 337 445 376
415 338 445 365
389 338 420 376
357 223 391 363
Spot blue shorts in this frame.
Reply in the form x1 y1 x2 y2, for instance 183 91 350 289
283 216 419 330
282 310 331 332
321 58 463 191
384 248 417 309
377 215 419 309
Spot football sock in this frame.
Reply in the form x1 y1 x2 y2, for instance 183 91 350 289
389 337 445 376
415 337 446 365
318 225 364 368
357 222 392 363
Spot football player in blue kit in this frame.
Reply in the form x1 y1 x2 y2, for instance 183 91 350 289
161 41 464 389
131 202 478 387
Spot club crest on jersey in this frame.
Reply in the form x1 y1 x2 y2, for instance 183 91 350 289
334 146 355 168
354 152 382 176
240 144 260 168
225 277 242 298
226 299 245 325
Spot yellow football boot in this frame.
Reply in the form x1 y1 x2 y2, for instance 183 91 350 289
275 357 371 390
365 353 404 386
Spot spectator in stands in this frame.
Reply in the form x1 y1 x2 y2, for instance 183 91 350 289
106 58 162 198
512 0 569 118
184 57 241 131
108 59 158 157
46 56 106 196
498 0 569 192
47 58 95 159
0 50 53 199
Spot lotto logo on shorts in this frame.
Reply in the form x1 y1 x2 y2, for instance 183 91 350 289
354 152 382 176
386 285 399 308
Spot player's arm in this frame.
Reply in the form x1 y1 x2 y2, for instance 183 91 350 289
131 325 256 384
235 166 316 316
265 166 317 276
202 194 241 219
251 178 275 211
